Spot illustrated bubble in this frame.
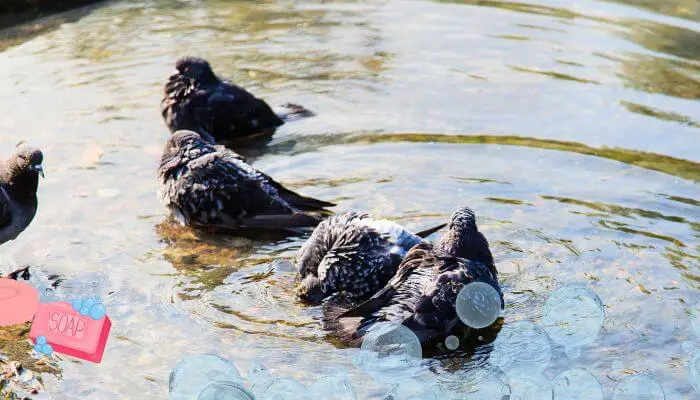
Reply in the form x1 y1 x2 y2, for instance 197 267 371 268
198 380 256 400
541 285 604 349
41 344 53 355
490 321 551 373
612 375 664 400
383 379 439 400
358 322 422 366
33 344 42 353
508 372 552 400
456 282 502 329
552 368 603 400
691 350 700 394
82 298 96 309
310 375 356 400
260 378 310 400
80 306 91 316
169 354 243 400
89 304 107 320
444 335 460 351
437 365 510 400
71 299 83 312
36 336 47 345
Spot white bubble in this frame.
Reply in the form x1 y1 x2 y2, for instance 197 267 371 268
541 285 604 349
508 372 552 400
552 368 603 400
383 380 439 400
690 350 700 394
357 322 422 372
445 335 460 351
260 378 310 400
310 375 356 400
198 381 256 400
169 354 242 400
456 282 502 329
612 375 664 400
490 321 552 373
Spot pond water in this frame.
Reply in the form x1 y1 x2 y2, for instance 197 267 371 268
0 0 698 398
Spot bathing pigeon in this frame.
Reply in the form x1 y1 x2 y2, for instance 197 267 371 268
0 145 43 245
323 207 502 345
295 212 446 304
161 56 313 143
157 130 334 231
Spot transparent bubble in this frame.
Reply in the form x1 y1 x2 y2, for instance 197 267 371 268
540 285 604 350
356 322 422 373
691 302 700 340
691 350 700 394
444 336 460 351
490 321 551 373
169 354 243 400
259 378 310 400
508 372 552 400
681 341 695 354
456 282 502 329
198 381 256 400
437 365 509 400
248 363 273 397
612 375 664 400
611 359 624 372
309 375 356 400
552 368 603 400
383 379 439 400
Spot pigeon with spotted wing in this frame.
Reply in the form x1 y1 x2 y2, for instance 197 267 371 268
0 145 43 245
295 212 446 304
157 130 333 232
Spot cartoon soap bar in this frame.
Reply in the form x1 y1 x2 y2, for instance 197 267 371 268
29 301 111 363
0 278 39 327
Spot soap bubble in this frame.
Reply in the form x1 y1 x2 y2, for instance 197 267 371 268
71 300 83 312
198 381 256 400
490 321 551 373
259 378 310 400
552 368 603 400
508 372 552 400
690 350 700 394
541 285 604 351
564 346 581 359
36 336 47 345
310 375 356 400
456 282 502 329
33 344 42 353
89 304 106 320
444 335 460 351
356 322 422 370
169 354 243 400
41 344 53 355
248 363 273 396
691 302 700 340
612 375 664 400
383 379 439 400
80 306 91 316
681 341 694 354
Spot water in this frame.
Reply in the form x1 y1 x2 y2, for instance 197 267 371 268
0 0 698 398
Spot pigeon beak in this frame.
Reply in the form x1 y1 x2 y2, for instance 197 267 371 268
33 165 44 178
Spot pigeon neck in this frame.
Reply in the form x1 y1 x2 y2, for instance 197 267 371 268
4 165 38 205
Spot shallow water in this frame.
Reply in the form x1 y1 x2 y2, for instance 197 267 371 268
0 0 698 398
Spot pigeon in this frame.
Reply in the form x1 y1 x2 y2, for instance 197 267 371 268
157 130 334 232
0 146 43 245
295 212 446 304
323 207 502 346
161 56 313 143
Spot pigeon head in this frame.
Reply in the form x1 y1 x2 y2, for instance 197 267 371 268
436 207 494 266
163 130 213 157
296 275 324 304
174 56 217 84
11 146 44 179
2 145 44 203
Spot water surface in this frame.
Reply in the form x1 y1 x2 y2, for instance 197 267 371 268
0 0 698 398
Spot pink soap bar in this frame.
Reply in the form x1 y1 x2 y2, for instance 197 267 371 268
29 302 111 363
0 278 39 327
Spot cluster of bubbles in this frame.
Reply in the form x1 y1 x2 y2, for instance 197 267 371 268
32 336 53 356
168 354 357 400
71 297 107 320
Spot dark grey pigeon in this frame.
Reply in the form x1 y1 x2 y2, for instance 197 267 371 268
323 207 502 346
157 130 334 232
161 56 313 143
0 146 43 245
295 212 446 304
